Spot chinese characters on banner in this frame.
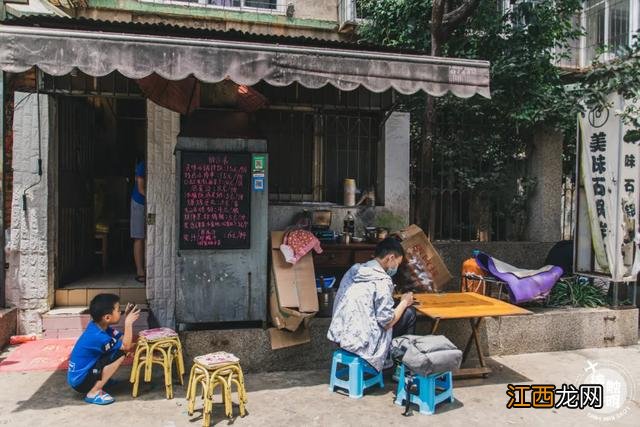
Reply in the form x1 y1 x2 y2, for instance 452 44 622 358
577 93 639 281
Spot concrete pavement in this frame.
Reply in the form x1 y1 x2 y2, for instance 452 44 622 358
0 343 638 427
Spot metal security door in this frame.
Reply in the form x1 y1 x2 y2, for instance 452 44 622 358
57 97 95 286
175 138 268 324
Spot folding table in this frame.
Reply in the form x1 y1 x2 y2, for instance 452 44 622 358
412 292 532 378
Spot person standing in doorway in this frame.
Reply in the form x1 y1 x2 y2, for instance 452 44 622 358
131 159 145 283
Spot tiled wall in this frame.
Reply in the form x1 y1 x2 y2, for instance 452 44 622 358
145 101 180 328
5 93 53 334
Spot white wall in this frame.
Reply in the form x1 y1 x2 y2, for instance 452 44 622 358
295 0 338 21
383 111 411 224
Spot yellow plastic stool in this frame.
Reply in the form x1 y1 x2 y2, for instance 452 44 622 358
186 352 247 426
129 328 185 399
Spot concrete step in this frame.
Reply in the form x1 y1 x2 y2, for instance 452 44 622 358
43 305 150 339
180 306 640 373
55 287 147 307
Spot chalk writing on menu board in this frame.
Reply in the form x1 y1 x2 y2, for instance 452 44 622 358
180 152 251 250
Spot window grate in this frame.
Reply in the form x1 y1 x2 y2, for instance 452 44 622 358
257 110 314 202
259 109 381 204
140 0 285 14
323 113 380 204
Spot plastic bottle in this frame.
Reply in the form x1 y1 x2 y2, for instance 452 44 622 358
343 211 355 237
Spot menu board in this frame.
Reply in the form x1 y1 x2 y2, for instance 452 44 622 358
179 151 251 250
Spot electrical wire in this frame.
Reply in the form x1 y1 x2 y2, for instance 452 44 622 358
22 73 43 211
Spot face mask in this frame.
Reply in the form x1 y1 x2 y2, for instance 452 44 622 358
386 257 399 277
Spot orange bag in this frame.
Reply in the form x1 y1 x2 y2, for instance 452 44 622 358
460 257 487 294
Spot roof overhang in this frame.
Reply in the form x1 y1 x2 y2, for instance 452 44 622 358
0 23 491 98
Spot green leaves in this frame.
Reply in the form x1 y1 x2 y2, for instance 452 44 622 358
358 0 433 51
623 129 640 143
581 35 640 142
359 0 583 236
547 277 608 308
361 0 583 141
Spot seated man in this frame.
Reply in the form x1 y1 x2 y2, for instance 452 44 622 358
327 238 416 371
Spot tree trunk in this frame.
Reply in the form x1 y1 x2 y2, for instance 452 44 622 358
415 2 444 235
414 0 480 235
471 191 491 242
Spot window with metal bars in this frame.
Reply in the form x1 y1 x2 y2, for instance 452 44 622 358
536 1 638 69
608 0 631 54
323 113 379 204
584 0 634 64
256 110 314 202
256 110 381 204
142 0 283 13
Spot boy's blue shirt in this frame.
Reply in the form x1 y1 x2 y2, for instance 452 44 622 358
67 321 123 387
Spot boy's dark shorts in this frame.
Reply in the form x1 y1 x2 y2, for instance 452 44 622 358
72 350 126 394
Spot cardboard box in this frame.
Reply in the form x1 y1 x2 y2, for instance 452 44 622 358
269 231 319 349
271 233 319 312
268 326 311 350
269 272 313 332
268 277 312 349
396 225 453 292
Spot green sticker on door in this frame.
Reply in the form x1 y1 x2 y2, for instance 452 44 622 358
252 154 265 172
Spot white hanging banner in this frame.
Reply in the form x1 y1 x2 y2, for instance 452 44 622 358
576 93 639 282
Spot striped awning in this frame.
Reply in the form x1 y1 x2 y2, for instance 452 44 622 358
0 23 491 98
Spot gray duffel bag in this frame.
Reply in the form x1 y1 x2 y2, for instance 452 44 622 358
390 334 462 377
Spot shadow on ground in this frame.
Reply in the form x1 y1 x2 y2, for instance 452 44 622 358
455 357 531 388
5 352 530 427
7 362 327 423
9 367 186 413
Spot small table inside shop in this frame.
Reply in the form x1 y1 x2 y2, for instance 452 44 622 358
412 292 532 379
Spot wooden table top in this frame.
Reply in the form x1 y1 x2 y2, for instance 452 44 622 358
412 292 532 320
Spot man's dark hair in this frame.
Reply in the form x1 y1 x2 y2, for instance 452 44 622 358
89 293 120 322
374 237 405 258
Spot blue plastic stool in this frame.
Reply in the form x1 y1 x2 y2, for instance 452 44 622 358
328 349 384 399
394 364 454 414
